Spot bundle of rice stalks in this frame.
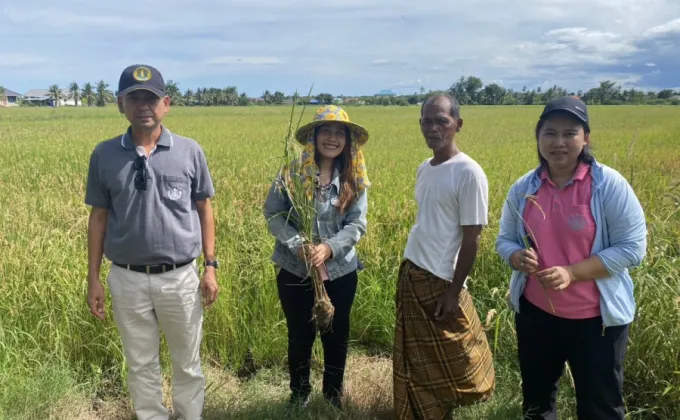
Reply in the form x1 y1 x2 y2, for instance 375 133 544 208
276 87 335 332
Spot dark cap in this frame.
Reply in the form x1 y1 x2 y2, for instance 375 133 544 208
118 64 166 98
540 96 589 129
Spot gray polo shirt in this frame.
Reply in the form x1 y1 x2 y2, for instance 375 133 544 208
85 126 215 265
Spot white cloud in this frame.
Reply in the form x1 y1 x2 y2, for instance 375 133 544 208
3 7 164 32
204 57 284 66
0 53 47 68
646 62 657 67
391 79 424 89
1 0 679 94
545 27 638 55
644 17 680 38
490 27 634 71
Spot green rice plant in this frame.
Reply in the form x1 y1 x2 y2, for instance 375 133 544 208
270 87 335 332
0 104 678 418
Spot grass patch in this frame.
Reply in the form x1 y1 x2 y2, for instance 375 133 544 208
0 105 678 418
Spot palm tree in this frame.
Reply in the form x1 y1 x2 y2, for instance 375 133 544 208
69 82 80 106
224 86 238 106
262 90 273 105
165 80 181 105
95 80 109 107
81 83 95 107
238 92 250 106
184 89 194 106
48 84 62 107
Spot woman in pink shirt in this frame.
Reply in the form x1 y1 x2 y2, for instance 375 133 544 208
496 97 647 420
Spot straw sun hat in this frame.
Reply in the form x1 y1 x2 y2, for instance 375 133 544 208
295 105 369 147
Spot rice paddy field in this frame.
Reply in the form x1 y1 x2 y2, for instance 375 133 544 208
0 105 678 419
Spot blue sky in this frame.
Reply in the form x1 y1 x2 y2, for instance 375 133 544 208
1 0 679 96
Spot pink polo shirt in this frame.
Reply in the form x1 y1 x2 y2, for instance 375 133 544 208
523 162 600 319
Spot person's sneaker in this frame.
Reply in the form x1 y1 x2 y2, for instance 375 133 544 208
285 391 311 414
324 394 343 410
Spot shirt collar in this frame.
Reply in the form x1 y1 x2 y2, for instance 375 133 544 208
331 167 341 190
539 162 590 186
120 125 174 150
529 159 602 194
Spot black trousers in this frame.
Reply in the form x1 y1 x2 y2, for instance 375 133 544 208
277 268 358 400
516 295 630 420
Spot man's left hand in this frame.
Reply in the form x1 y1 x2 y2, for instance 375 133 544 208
536 266 573 291
434 287 460 322
201 268 219 308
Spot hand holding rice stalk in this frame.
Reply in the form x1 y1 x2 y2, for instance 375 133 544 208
506 194 556 314
275 87 335 332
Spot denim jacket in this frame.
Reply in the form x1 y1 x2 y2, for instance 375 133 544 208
263 165 368 281
495 159 647 328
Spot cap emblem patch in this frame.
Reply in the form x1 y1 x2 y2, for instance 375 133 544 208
133 67 152 82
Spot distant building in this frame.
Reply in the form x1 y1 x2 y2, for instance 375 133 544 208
333 97 344 104
0 88 22 107
23 88 82 106
375 89 396 97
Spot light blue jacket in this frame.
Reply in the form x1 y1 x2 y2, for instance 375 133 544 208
495 159 647 328
263 165 368 281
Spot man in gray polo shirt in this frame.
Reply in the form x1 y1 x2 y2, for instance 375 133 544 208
85 64 218 420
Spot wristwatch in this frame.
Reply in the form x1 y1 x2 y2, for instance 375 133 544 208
204 260 219 269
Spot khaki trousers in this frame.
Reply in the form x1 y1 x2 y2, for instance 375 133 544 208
107 261 204 420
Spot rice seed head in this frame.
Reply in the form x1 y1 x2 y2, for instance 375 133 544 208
485 309 497 328
525 194 546 220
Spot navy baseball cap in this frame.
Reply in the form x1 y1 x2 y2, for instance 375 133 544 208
118 64 166 97
540 96 589 130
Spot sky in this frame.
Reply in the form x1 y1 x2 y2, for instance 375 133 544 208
1 0 679 96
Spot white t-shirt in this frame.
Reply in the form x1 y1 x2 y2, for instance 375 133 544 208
403 152 489 282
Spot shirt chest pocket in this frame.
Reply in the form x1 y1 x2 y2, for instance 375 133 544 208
160 174 190 206
317 196 343 231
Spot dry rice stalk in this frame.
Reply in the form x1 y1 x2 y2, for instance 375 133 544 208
523 195 556 314
312 285 335 331
506 194 556 314
276 86 336 333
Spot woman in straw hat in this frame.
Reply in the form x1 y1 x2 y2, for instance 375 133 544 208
263 105 370 411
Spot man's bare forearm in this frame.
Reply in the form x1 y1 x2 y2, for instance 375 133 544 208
450 226 483 294
88 207 108 283
196 199 216 263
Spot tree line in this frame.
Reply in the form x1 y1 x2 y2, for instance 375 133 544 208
160 78 680 106
0 81 116 107
2 77 679 107
445 77 679 106
164 79 680 107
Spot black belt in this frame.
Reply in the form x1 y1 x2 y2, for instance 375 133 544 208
113 260 192 274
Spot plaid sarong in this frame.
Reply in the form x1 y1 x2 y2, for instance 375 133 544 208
393 260 496 420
